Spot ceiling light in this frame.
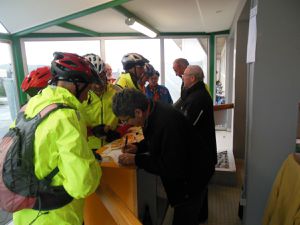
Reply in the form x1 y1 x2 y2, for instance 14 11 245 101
125 18 157 38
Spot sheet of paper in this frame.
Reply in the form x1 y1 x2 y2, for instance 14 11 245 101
247 6 257 63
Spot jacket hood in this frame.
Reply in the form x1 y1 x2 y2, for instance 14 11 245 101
25 85 83 117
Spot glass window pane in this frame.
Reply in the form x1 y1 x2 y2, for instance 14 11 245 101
105 39 160 81
0 42 19 121
24 40 100 71
164 38 208 101
215 36 227 105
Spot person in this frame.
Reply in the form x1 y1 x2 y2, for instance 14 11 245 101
174 65 217 223
173 58 189 79
145 67 173 104
13 52 102 225
21 66 52 97
82 53 122 150
112 88 214 225
115 53 149 91
104 63 116 84
173 58 210 101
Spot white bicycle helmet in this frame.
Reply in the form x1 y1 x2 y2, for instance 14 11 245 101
83 53 105 74
121 53 149 71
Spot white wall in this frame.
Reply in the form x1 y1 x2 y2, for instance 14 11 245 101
244 0 300 224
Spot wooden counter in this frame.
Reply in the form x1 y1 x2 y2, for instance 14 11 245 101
214 103 234 111
84 130 142 225
84 162 139 225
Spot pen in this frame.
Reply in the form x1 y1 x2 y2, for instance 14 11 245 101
124 136 128 149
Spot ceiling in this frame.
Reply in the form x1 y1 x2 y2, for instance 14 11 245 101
0 0 246 37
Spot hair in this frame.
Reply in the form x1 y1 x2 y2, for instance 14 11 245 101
187 65 204 81
174 58 189 68
112 89 148 117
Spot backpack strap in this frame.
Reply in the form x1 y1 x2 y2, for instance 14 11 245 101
44 167 59 182
39 103 73 119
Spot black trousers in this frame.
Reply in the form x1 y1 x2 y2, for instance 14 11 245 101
172 190 205 225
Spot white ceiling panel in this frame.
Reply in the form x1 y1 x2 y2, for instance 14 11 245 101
123 0 241 32
69 8 133 33
0 0 246 36
0 0 111 33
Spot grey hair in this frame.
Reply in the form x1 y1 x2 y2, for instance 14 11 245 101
112 88 148 117
173 58 189 68
186 65 204 81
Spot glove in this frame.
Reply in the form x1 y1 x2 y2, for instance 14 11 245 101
92 149 102 162
106 130 121 143
91 124 106 138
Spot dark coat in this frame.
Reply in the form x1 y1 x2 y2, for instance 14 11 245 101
175 81 217 166
135 101 214 206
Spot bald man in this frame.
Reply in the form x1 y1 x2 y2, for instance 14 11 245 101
174 65 217 223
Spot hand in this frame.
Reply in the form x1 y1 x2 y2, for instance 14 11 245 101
105 130 121 142
92 124 111 138
118 153 136 166
122 143 137 154
91 124 106 137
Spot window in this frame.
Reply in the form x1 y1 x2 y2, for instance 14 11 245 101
164 38 208 101
215 36 227 105
0 41 19 120
105 39 160 81
24 40 100 72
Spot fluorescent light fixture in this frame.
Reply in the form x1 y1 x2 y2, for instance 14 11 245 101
125 18 157 38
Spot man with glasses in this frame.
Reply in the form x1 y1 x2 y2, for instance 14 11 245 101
112 88 213 225
116 53 149 92
175 65 217 223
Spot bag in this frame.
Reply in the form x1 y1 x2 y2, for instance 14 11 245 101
0 103 73 212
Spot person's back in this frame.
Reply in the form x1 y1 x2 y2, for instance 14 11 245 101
13 52 101 225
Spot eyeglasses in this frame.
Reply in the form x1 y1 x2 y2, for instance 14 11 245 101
120 116 132 124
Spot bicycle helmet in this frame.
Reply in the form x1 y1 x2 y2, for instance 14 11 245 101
121 53 149 71
21 66 51 97
83 53 105 74
144 63 155 77
51 52 100 84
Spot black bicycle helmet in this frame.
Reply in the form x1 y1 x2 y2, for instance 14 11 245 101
121 53 149 71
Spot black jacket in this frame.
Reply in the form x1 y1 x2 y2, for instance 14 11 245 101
175 81 217 166
135 101 213 206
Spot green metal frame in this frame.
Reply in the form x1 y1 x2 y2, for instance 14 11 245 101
0 33 11 40
6 0 229 106
58 23 100 37
11 37 27 105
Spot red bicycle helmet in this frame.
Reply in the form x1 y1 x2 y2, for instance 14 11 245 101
21 66 51 97
51 52 100 84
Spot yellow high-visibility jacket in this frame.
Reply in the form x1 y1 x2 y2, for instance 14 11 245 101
83 84 121 150
13 86 101 225
115 72 140 90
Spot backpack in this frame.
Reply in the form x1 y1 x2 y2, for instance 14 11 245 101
0 103 73 213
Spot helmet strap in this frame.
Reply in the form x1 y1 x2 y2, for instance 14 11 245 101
74 82 88 100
